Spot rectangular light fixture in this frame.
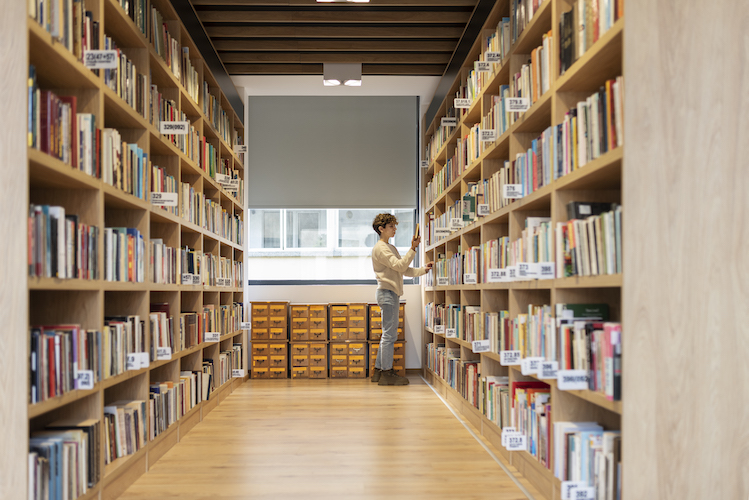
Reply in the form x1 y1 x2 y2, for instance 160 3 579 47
323 63 362 87
317 0 370 3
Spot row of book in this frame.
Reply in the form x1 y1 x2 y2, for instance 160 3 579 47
101 128 148 200
103 36 150 122
203 83 232 144
425 106 457 164
116 0 147 38
218 344 243 386
557 204 622 277
104 400 147 464
151 164 178 217
181 47 201 104
560 0 624 75
510 30 553 124
511 0 546 45
28 204 99 280
150 4 181 79
180 183 244 245
29 418 100 500
103 227 145 283
29 0 98 64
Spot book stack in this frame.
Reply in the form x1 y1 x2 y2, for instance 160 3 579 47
103 400 147 464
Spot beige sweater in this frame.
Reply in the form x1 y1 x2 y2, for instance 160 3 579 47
371 240 427 297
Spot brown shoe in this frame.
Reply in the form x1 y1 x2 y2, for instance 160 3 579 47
378 369 409 386
371 368 382 383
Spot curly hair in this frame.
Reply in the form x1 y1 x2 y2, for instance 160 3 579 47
372 213 398 235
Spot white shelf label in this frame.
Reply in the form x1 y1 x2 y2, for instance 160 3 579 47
480 129 498 142
487 268 503 283
450 217 464 230
216 173 231 185
240 322 251 330
561 482 588 500
205 332 220 343
500 350 522 366
477 204 490 216
159 121 189 135
486 52 502 63
557 369 589 390
127 352 149 370
192 275 201 285
76 370 94 390
472 339 491 353
441 116 457 127
539 262 556 279
475 60 492 73
234 144 247 154
506 265 518 281
518 262 539 280
539 361 559 380
505 97 530 112
454 98 472 108
84 50 118 69
437 277 449 286
463 273 477 285
435 227 451 236
156 346 172 360
232 369 246 378
501 427 517 447
520 357 544 376
434 325 445 334
421 160 429 168
446 328 457 338
151 192 178 207
569 487 595 500
503 184 524 199
506 434 527 451
182 273 193 284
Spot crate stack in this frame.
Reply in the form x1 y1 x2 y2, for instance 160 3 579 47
290 304 328 379
251 301 289 379
327 303 368 378
369 302 406 377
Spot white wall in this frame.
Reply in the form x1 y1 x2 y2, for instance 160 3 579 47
247 284 424 369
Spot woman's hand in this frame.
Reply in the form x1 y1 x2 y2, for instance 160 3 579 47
411 234 421 251
424 261 434 270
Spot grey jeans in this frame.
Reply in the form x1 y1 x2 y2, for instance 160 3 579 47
374 288 399 371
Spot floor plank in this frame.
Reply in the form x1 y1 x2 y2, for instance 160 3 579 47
119 375 535 499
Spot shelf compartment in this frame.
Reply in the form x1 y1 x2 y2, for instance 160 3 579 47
28 20 100 91
556 19 624 93
512 0 553 56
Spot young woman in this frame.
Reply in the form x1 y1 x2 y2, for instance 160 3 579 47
370 213 433 385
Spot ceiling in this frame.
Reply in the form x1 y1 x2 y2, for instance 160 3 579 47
189 0 481 77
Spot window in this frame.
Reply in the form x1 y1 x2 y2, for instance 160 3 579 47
248 208 417 282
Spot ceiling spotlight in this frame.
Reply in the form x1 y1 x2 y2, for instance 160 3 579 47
323 63 362 87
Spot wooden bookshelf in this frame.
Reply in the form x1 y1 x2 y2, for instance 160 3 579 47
421 1 623 499
24 0 247 497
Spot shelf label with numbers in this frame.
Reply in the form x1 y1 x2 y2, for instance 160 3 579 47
486 268 503 283
568 487 595 500
454 98 472 108
539 262 556 279
539 361 558 379
434 325 445 334
127 352 149 370
475 60 492 73
84 50 118 69
472 339 491 353
480 129 498 142
501 427 517 447
557 369 589 390
156 346 172 360
216 173 231 185
182 273 193 284
506 265 518 281
76 370 94 390
240 322 251 330
500 350 522 366
520 357 544 376
234 144 247 155
463 273 477 285
437 277 449 286
232 369 246 378
505 434 527 451
441 116 457 127
450 217 464 230
486 52 502 63
435 227 451 237
192 275 201 285
159 121 189 135
205 332 220 343
446 328 457 338
421 160 429 168
561 482 588 500
151 192 178 207
477 204 490 216
518 262 539 280
503 184 524 199
505 97 530 112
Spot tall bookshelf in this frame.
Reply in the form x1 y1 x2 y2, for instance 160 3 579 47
421 1 623 499
24 0 247 498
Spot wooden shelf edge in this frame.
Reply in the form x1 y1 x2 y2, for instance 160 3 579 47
28 387 99 419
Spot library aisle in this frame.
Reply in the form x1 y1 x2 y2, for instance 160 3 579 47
119 376 538 499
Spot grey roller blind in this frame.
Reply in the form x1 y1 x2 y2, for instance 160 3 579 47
247 96 418 209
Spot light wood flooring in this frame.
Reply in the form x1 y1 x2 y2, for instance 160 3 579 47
119 374 537 500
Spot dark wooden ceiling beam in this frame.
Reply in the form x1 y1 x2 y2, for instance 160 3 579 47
225 62 445 74
219 51 452 63
212 38 458 51
205 25 464 37
197 10 471 23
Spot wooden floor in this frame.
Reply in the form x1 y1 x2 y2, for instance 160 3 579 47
120 374 536 500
